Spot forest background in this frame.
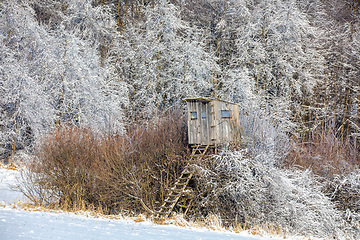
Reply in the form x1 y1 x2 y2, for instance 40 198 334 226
1 0 360 239
1 0 360 159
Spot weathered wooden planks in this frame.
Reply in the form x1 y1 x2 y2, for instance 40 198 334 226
184 98 240 146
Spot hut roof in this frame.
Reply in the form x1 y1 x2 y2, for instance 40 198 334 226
182 97 239 106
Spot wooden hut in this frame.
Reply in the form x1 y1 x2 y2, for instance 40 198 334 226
183 97 240 146
157 98 241 218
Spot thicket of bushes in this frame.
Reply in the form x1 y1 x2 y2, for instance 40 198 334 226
21 109 189 214
193 150 347 238
284 125 359 178
20 110 360 239
284 125 360 215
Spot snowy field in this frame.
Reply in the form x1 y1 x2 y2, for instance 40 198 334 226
0 207 283 240
0 167 285 240
0 168 26 204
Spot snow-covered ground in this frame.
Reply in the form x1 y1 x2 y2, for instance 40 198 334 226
1 207 283 240
0 167 285 240
0 167 26 205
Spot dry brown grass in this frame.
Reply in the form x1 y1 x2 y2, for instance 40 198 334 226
284 125 359 178
11 195 292 240
0 162 19 171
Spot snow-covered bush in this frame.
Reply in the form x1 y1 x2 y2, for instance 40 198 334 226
238 103 289 166
323 171 360 239
188 108 360 238
193 149 349 239
327 170 360 213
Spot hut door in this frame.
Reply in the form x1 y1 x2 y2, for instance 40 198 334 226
200 102 211 145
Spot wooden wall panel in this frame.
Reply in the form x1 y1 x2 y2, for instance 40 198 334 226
186 99 240 146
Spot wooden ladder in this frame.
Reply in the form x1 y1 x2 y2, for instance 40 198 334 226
156 145 209 218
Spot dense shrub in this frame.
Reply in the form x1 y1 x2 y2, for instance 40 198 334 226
324 170 360 236
21 109 189 214
24 126 100 209
96 109 189 213
284 125 360 215
191 149 355 239
238 104 289 166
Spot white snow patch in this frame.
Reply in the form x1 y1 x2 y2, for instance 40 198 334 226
0 207 288 240
0 168 26 204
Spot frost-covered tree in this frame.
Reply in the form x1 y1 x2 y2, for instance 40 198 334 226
310 0 360 140
207 0 255 103
40 0 127 130
113 0 216 119
0 1 58 160
0 0 128 161
231 0 324 134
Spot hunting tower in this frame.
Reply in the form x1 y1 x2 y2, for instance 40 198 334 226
156 98 241 218
183 97 241 146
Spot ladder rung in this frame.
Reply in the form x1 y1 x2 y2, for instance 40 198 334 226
178 178 190 182
156 145 209 218
170 188 182 192
179 171 194 178
197 147 208 150
176 204 188 208
170 189 184 193
169 191 183 195
182 193 194 197
165 196 177 200
178 176 191 180
175 182 187 186
162 203 173 207
176 179 189 183
179 175 192 179
161 204 174 209
177 203 192 209
175 180 188 184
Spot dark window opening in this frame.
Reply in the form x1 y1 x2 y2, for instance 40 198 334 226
202 112 207 119
191 112 197 119
221 110 231 118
